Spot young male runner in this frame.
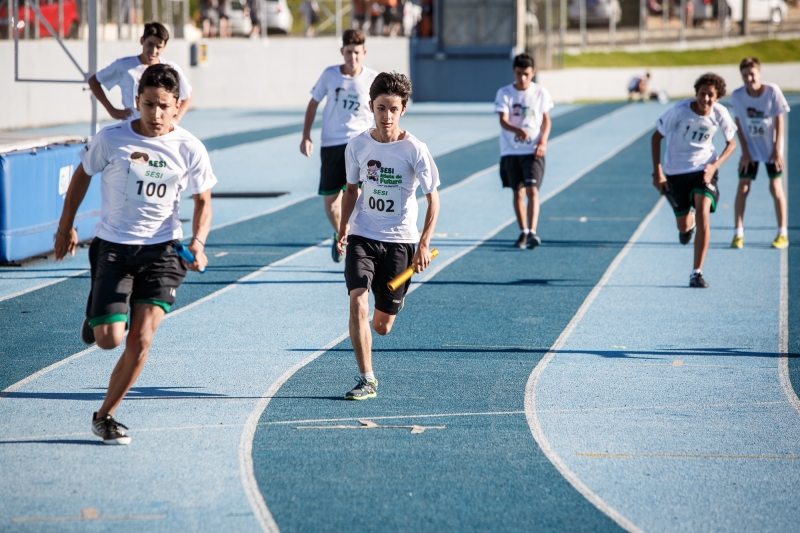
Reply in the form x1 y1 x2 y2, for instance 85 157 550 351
300 29 378 263
651 73 737 288
729 57 791 249
494 53 553 249
54 64 216 444
336 72 440 400
88 22 193 123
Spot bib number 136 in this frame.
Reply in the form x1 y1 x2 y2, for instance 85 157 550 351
364 185 401 218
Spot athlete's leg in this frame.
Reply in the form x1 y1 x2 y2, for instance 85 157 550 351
94 323 126 350
769 177 787 229
349 288 373 373
693 194 712 271
372 309 397 336
96 303 165 418
676 211 695 233
513 187 527 231
323 191 343 232
734 178 751 230
526 185 540 233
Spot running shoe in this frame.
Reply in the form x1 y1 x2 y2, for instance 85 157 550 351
679 225 696 245
80 318 96 345
332 233 344 263
730 235 744 249
526 233 541 249
344 376 378 400
91 412 131 445
514 232 527 248
772 234 789 249
689 272 709 288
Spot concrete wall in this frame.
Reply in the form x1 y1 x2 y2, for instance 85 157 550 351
1 37 410 131
537 63 800 103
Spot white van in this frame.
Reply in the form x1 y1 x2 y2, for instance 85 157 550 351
688 0 788 25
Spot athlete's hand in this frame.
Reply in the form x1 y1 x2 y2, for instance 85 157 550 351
336 227 348 256
53 227 78 261
186 240 208 272
300 138 314 157
412 244 432 274
652 170 668 193
535 141 547 158
514 128 530 142
703 163 717 184
109 108 133 120
738 151 753 174
771 148 784 173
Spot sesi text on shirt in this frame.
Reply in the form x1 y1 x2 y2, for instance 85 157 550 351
345 130 440 243
310 65 378 147
79 121 217 245
494 82 554 156
656 98 737 176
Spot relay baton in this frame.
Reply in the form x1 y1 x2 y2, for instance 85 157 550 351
387 248 438 291
175 242 206 274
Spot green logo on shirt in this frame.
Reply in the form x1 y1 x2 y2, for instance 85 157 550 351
379 167 402 185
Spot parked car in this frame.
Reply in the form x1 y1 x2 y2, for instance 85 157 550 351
681 0 787 25
0 0 80 39
229 0 254 36
568 0 622 26
263 0 292 34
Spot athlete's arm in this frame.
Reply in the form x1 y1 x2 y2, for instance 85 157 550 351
705 136 737 183
188 189 212 272
498 112 529 141
734 117 752 173
412 189 440 273
88 75 132 120
650 130 668 193
336 182 360 255
536 112 551 158
54 164 92 260
174 91 193 123
300 98 320 157
772 113 785 172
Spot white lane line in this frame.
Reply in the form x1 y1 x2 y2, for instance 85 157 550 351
524 196 665 533
0 269 89 304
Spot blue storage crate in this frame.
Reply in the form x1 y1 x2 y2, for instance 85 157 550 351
0 142 101 263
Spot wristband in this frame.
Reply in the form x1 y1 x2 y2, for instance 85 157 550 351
191 236 205 246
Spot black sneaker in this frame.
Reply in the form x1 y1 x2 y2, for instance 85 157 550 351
689 272 709 288
526 233 541 249
514 232 528 248
679 225 696 245
332 233 344 263
344 376 378 400
91 412 132 445
81 318 96 345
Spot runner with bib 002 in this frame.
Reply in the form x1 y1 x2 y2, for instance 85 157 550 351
53 64 217 445
336 72 440 401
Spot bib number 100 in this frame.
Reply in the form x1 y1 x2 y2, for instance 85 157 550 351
368 195 394 213
135 180 168 199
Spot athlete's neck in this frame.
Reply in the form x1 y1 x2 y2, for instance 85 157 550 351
340 63 363 77
746 83 764 98
513 81 531 91
371 128 405 144
131 118 174 138
138 53 160 66
689 101 713 117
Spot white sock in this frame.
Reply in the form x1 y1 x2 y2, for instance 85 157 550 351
779 227 788 236
529 229 537 235
692 268 702 275
520 229 530 235
735 227 744 238
361 371 375 381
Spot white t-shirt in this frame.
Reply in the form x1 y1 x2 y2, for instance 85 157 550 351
730 83 790 162
95 56 193 120
494 82 554 156
345 130 440 243
656 99 737 176
79 121 217 245
310 65 378 147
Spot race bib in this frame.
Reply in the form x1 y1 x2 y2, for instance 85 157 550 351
338 91 363 114
363 184 401 219
746 118 769 138
683 123 716 145
126 163 179 206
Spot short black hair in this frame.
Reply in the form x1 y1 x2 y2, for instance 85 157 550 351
142 21 169 43
513 53 535 70
369 72 412 106
343 28 365 46
138 63 181 101
367 160 381 168
694 72 726 98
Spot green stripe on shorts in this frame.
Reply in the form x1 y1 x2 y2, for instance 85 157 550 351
691 188 717 213
88 313 128 328
132 299 171 313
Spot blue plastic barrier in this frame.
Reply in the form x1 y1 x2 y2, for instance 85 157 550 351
0 143 101 263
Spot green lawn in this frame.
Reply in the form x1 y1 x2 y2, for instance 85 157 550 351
565 39 800 67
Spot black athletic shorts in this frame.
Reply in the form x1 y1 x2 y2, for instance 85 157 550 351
319 144 348 196
664 170 719 217
739 161 782 179
85 237 187 328
500 155 545 190
345 235 415 315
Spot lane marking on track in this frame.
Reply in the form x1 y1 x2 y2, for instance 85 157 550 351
0 269 89 304
296 420 445 434
576 452 800 461
524 196 666 533
13 508 166 522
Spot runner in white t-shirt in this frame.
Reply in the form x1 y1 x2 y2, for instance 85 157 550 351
300 29 378 263
651 73 737 288
335 72 440 400
494 53 553 250
729 57 791 250
88 22 193 123
54 65 216 445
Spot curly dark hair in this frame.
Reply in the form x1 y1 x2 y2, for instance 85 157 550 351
694 72 726 98
369 72 412 106
141 21 169 43
138 63 181 101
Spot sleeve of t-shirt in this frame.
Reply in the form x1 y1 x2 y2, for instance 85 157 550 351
494 88 509 115
345 142 361 185
310 69 329 103
170 63 193 101
95 59 122 90
771 85 791 116
540 87 554 115
78 129 110 176
718 106 738 142
414 144 440 195
187 141 218 194
729 93 744 121
656 106 676 136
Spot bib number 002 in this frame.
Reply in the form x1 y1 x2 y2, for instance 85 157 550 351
364 186 401 218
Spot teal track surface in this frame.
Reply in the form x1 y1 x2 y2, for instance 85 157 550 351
1 98 799 533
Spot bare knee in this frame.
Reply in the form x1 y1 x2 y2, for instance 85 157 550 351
527 186 538 199
738 180 751 196
349 290 370 320
94 323 125 350
372 320 392 336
